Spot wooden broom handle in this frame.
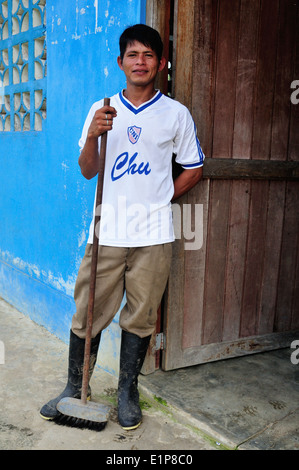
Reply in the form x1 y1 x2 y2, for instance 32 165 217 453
81 97 110 403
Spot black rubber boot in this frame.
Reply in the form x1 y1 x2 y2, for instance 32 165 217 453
117 330 151 430
40 329 101 420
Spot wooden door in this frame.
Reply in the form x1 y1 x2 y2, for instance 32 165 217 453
160 0 299 370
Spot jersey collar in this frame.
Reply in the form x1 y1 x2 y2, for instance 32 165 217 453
119 90 163 114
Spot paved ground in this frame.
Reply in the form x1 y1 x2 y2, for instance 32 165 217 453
1 297 299 452
0 298 217 451
141 346 299 450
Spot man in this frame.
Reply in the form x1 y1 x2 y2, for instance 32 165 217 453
40 24 204 430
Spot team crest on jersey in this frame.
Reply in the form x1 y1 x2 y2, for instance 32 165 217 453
127 126 142 144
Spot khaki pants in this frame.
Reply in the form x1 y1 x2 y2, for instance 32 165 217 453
71 243 172 339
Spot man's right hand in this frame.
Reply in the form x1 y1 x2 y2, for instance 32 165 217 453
79 105 117 180
87 105 117 138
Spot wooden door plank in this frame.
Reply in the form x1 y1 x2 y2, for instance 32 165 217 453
146 0 171 95
258 181 286 335
275 182 299 331
180 0 217 350
202 158 299 180
232 0 259 159
182 179 210 349
271 0 297 160
173 0 195 109
291 241 299 330
202 179 231 345
162 235 185 372
212 0 240 158
191 0 218 157
240 181 269 337
251 0 280 160
222 180 250 341
165 330 299 369
288 2 299 161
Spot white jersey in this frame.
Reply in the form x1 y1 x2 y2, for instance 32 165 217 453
79 90 205 247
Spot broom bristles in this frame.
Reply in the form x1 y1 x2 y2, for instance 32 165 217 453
54 411 107 431
55 396 110 431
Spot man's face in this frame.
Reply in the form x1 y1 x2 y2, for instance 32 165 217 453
117 40 165 88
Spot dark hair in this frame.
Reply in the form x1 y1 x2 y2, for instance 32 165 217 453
119 24 163 62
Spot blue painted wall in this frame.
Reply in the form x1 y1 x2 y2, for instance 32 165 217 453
0 0 146 375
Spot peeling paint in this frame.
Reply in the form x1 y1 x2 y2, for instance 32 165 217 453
61 161 70 171
50 0 125 42
94 0 99 33
72 33 81 40
0 250 77 297
78 229 87 248
49 273 77 297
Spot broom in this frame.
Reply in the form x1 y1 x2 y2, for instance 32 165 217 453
56 98 111 431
